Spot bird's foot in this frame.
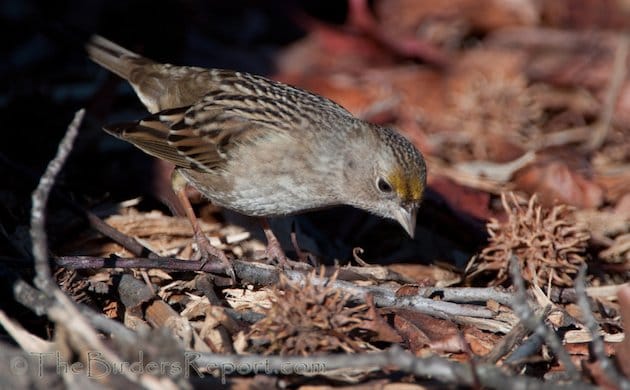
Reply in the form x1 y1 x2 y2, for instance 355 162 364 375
193 230 236 281
259 218 312 270
262 230 312 271
290 229 314 265
262 230 290 268
172 171 236 281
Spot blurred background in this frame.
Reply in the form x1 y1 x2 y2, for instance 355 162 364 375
1 0 629 270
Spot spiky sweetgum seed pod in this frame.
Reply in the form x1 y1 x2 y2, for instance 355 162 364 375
467 192 590 287
452 72 541 138
248 270 372 356
444 72 542 162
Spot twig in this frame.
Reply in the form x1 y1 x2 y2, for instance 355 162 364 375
411 286 513 306
11 268 141 341
56 255 225 273
484 305 552 364
57 256 502 321
575 265 630 389
549 284 627 304
508 255 581 380
30 109 84 292
264 267 501 320
505 334 545 365
191 345 595 389
7 264 139 347
28 109 176 389
222 307 265 324
118 274 210 352
196 275 236 353
587 34 629 151
82 210 156 257
539 126 591 149
56 255 513 304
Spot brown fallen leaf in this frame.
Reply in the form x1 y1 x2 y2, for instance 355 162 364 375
391 311 432 355
594 166 630 205
274 17 394 81
388 264 461 287
542 0 630 30
389 308 463 354
363 296 404 344
375 0 540 41
514 159 604 208
428 176 494 220
615 193 630 215
463 326 500 357
487 27 616 89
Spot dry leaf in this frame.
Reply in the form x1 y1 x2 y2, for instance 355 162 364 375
391 309 463 354
514 160 604 208
388 264 460 287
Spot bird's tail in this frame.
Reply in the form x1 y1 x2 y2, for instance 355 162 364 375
86 35 147 80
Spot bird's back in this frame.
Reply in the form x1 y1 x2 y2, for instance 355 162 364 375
86 35 352 120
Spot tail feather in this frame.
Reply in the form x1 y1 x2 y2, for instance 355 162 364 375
86 35 145 80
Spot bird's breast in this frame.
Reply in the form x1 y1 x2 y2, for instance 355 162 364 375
177 135 343 217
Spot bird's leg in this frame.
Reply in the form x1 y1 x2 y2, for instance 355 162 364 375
172 171 235 280
290 221 312 264
260 218 290 267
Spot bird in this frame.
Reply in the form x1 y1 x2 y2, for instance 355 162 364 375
86 35 427 271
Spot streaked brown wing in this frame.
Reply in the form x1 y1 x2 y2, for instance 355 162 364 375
104 100 292 173
104 121 196 169
166 95 296 171
103 115 201 172
104 68 354 172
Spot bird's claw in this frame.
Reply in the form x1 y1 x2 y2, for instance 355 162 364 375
193 231 236 281
263 239 312 271
264 241 290 269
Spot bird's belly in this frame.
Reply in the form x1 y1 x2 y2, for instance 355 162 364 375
214 190 314 216
179 168 329 217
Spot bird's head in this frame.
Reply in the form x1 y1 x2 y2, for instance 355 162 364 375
341 125 427 237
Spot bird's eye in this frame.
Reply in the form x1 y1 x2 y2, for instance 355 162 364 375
377 177 393 193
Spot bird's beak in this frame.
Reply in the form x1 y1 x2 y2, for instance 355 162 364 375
394 206 417 237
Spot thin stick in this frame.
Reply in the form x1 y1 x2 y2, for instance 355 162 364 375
484 305 552 364
30 109 84 292
509 255 581 380
57 256 502 321
191 344 596 389
575 265 630 389
28 109 175 389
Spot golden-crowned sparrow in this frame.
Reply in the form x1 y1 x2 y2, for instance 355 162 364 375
87 35 426 266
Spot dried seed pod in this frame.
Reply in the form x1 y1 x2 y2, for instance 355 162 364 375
248 269 372 356
467 192 590 287
441 68 542 162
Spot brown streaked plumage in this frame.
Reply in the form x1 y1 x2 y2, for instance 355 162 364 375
87 35 427 259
